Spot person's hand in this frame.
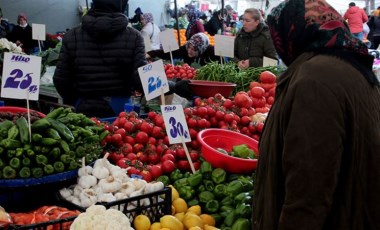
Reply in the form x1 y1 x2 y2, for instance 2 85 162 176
238 59 250 69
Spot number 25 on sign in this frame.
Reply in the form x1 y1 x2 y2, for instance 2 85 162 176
1 52 41 101
138 59 169 101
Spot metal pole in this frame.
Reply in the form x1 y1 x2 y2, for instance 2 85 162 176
221 0 224 33
86 0 89 10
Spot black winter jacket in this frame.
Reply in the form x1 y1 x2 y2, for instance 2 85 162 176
53 10 146 115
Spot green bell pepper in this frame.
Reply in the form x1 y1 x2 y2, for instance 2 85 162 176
213 184 226 198
239 176 254 192
36 154 48 165
32 167 43 178
200 161 213 174
220 196 234 206
234 192 253 205
211 213 222 227
224 211 238 227
226 180 245 197
211 168 227 184
199 191 215 203
235 203 252 218
203 179 215 191
220 205 234 213
53 161 65 173
156 175 170 186
187 171 202 187
19 167 31 178
178 186 194 201
9 157 21 169
187 199 199 207
2 166 16 179
205 200 219 213
183 171 192 178
170 169 184 181
174 177 189 189
231 218 250 230
197 184 206 193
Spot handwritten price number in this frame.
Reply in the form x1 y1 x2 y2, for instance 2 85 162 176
4 69 37 93
148 76 162 94
169 117 189 139
142 64 152 73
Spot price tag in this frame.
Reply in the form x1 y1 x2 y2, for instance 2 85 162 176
1 52 41 100
138 59 169 101
263 57 278 67
32 23 46 41
214 35 235 58
159 29 179 53
161 104 191 144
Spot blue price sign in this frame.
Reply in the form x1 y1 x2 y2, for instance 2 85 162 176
138 60 169 101
161 104 191 144
1 53 41 100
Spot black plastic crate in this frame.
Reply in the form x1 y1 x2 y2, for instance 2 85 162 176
8 215 77 230
60 187 172 223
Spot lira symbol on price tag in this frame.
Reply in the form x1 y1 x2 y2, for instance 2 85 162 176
1 53 41 100
161 104 191 144
138 59 169 101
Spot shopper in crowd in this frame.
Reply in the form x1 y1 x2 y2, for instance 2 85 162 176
0 8 12 39
140 13 161 50
224 4 234 27
253 0 380 229
368 9 380 49
234 8 277 68
53 0 146 118
344 2 368 41
205 10 225 36
177 7 189 29
185 7 205 40
129 7 143 24
7 13 38 54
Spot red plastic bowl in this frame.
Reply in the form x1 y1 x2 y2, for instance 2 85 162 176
188 80 236 98
0 106 46 118
197 128 259 173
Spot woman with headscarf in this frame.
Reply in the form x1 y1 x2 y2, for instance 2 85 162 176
146 32 218 66
7 13 38 54
253 0 380 229
185 7 205 40
140 13 161 50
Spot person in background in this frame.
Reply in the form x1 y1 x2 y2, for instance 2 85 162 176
205 10 225 36
185 6 205 40
367 9 380 49
140 13 161 50
7 13 38 54
53 0 146 118
0 8 12 39
344 2 368 41
129 7 143 24
253 0 380 229
177 7 189 29
234 8 277 68
147 32 218 66
224 4 234 27
148 33 220 100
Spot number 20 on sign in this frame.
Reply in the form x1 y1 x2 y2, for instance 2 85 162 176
161 104 191 144
1 52 41 100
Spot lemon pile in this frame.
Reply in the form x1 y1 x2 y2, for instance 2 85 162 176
133 185 220 230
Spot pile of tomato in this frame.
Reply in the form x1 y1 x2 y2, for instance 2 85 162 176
164 63 197 79
100 71 277 181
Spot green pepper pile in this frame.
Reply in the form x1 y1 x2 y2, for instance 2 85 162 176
0 107 108 179
156 161 254 229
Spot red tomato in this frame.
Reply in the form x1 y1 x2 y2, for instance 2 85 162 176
234 92 253 108
126 152 137 161
189 150 199 161
115 128 126 137
116 158 129 168
111 134 122 145
140 121 153 135
177 160 190 171
249 81 262 89
140 170 153 182
161 160 176 173
120 143 133 154
259 71 277 84
175 147 186 159
161 153 176 163
250 87 265 98
148 153 160 164
240 115 251 126
223 99 233 109
149 165 163 179
136 152 148 163
267 96 275 105
135 132 149 144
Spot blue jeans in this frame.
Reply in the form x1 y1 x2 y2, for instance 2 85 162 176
352 32 364 41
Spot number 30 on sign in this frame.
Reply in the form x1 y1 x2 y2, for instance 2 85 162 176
1 52 41 100
161 104 191 144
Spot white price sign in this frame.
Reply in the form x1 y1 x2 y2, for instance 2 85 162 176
1 52 41 100
138 59 169 101
161 104 191 144
214 35 235 58
159 29 179 53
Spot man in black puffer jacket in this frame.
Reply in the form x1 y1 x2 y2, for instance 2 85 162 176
53 0 147 118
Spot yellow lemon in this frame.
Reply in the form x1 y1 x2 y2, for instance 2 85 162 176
174 212 185 222
159 228 171 230
160 215 184 230
171 205 175 215
168 185 179 201
183 212 204 229
200 214 216 227
187 205 202 216
173 198 188 213
204 224 221 230
134 214 151 230
189 227 202 230
150 222 161 230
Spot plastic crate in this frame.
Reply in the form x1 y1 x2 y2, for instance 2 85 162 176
60 187 172 223
8 215 78 230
